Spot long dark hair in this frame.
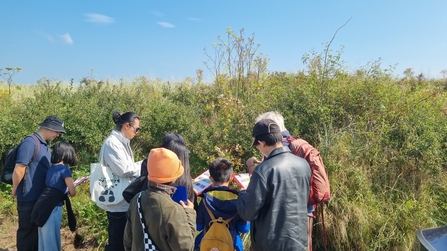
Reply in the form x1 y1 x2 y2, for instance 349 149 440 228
161 139 195 201
112 110 140 131
162 133 185 145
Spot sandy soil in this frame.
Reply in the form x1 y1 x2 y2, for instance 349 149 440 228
0 214 97 251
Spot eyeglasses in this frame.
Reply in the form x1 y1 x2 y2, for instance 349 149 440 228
253 140 261 148
129 124 140 133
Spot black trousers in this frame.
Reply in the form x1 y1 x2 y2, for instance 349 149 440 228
17 201 38 251
105 211 127 251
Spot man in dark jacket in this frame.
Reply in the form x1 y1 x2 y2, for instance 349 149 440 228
237 119 311 251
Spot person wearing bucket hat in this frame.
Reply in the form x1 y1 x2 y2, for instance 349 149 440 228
11 115 65 251
236 118 311 251
124 148 196 251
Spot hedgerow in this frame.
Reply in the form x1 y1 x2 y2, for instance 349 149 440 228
1 54 446 250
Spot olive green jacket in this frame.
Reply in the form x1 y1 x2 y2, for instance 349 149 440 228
124 187 196 251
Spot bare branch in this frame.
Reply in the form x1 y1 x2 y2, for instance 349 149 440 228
322 17 352 85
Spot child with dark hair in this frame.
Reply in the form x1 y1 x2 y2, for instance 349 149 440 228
31 142 77 251
195 158 250 251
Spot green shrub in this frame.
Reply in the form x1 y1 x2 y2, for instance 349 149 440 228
1 63 447 250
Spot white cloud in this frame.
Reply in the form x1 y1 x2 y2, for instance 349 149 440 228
84 13 115 24
151 11 164 17
36 30 73 45
59 33 73 45
157 22 175 28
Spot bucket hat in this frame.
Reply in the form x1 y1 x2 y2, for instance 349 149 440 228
38 116 66 133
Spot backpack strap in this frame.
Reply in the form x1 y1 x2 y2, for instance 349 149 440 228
22 134 41 194
203 200 236 236
203 201 216 221
310 203 328 249
137 192 160 251
30 134 40 161
320 204 328 246
204 200 235 224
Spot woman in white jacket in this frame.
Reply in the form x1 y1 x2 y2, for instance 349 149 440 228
99 110 142 251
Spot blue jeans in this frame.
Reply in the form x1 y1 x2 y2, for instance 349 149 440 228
17 201 38 251
38 206 62 251
105 211 127 251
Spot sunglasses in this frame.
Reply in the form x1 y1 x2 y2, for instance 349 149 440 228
129 124 140 133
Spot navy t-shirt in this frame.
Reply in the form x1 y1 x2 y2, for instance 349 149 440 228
46 164 72 206
46 164 72 192
15 132 51 202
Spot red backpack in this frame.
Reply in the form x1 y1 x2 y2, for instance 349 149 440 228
285 136 330 205
284 136 330 247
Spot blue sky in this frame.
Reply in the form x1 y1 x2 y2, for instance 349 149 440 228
1 1 446 84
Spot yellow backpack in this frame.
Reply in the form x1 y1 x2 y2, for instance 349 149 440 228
200 202 236 251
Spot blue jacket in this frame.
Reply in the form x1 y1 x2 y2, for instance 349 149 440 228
195 186 249 251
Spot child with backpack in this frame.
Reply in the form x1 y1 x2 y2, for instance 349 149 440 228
195 158 250 251
30 142 77 251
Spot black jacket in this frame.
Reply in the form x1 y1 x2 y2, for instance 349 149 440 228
237 146 311 251
31 187 76 231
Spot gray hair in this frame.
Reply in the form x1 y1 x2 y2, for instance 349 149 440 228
255 111 287 132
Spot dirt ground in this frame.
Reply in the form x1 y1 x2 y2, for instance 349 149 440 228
0 215 97 251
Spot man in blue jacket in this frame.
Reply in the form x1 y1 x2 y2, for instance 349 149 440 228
237 119 311 251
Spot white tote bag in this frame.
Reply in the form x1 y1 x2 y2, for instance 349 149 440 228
90 147 131 206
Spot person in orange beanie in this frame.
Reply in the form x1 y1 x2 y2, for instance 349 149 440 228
124 148 196 251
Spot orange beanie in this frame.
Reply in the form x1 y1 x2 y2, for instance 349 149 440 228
147 148 184 184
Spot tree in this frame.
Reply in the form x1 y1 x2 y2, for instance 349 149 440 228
203 27 269 98
0 67 22 95
440 69 447 79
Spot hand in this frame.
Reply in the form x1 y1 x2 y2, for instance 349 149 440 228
11 187 17 197
246 156 261 167
246 157 261 174
180 199 194 209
